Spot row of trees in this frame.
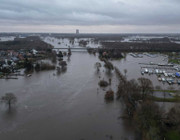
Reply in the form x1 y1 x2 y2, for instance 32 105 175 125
95 59 115 101
98 48 124 59
95 60 114 73
95 57 179 139
101 42 180 52
115 67 180 140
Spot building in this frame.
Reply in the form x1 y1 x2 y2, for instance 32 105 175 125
76 29 79 34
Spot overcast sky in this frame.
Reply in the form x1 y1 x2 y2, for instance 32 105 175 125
0 0 180 33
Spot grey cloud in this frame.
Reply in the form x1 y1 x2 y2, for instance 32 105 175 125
0 0 180 26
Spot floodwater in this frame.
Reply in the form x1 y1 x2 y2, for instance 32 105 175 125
0 52 178 140
42 37 100 49
0 36 15 42
0 53 134 140
112 53 180 90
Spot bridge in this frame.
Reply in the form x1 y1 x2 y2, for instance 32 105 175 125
53 47 88 52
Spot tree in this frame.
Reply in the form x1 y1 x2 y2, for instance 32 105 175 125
105 90 114 100
109 78 112 85
35 63 40 71
104 60 114 72
166 105 180 128
138 77 154 99
68 47 72 56
63 52 67 56
51 53 57 64
124 69 127 77
122 79 141 117
59 61 67 68
24 58 33 71
94 62 101 72
1 93 17 109
98 80 109 87
134 101 163 140
57 51 63 58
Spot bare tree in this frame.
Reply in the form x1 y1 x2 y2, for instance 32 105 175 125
94 62 102 72
124 69 127 77
1 93 17 109
98 80 109 87
59 61 67 68
104 60 114 72
105 90 114 100
166 105 180 129
138 77 154 99
134 101 163 140
68 47 72 56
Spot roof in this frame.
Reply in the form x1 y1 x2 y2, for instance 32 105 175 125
175 72 180 77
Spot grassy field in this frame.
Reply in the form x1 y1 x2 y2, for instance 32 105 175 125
152 96 180 102
153 89 179 93
166 130 180 140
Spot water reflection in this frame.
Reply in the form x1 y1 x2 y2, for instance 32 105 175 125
105 70 114 77
56 67 67 76
67 56 71 62
1 107 17 120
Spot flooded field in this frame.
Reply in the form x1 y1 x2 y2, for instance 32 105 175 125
0 52 179 140
0 36 15 42
42 37 101 49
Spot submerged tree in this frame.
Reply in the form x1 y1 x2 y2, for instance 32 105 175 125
51 53 57 64
63 52 67 56
98 80 109 87
68 47 72 56
105 90 114 100
124 69 127 77
94 62 102 72
1 93 17 109
104 60 114 72
57 51 63 58
59 61 67 68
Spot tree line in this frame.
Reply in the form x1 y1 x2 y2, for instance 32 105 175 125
115 67 180 140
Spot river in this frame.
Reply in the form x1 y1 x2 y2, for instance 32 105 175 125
0 52 134 140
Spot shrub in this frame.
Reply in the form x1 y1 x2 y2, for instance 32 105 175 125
98 80 108 87
59 61 67 68
105 90 114 100
40 63 55 70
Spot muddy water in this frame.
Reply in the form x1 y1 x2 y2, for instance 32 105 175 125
42 37 100 48
0 52 178 140
0 53 134 140
112 53 180 90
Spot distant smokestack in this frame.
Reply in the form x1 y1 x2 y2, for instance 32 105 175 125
76 29 79 34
